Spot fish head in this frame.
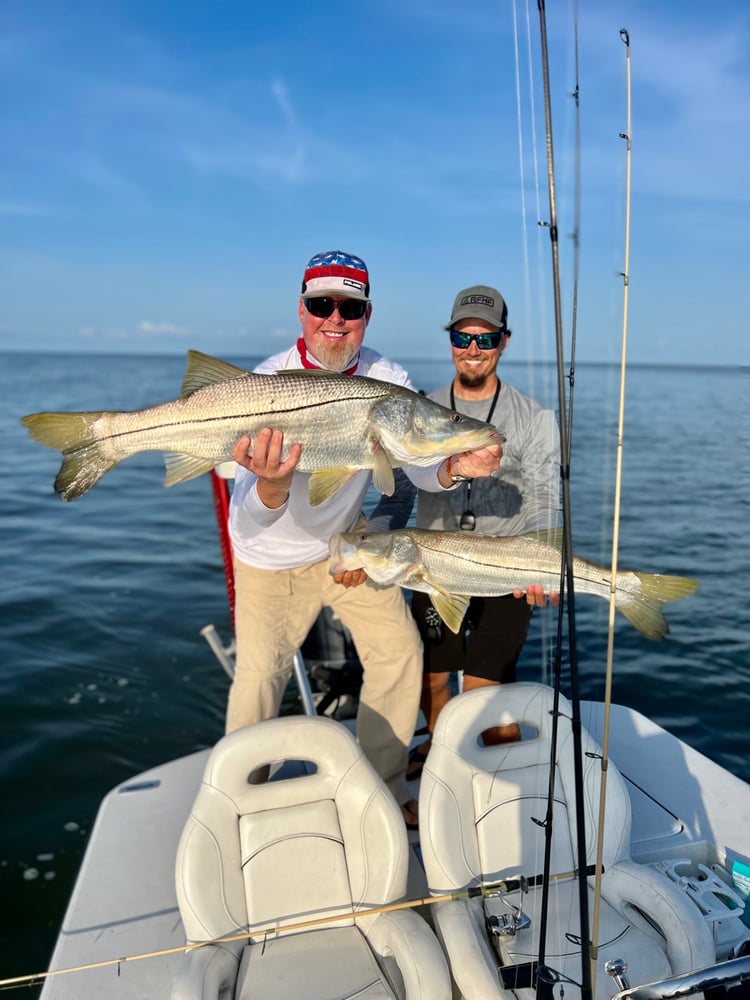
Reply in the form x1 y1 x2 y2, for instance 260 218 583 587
328 529 419 586
369 390 502 467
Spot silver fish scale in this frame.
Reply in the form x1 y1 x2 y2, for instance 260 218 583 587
401 530 641 604
93 371 485 471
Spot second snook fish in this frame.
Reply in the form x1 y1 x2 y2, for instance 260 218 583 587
329 527 699 641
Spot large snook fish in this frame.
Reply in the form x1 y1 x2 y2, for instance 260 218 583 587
21 351 500 504
329 527 698 641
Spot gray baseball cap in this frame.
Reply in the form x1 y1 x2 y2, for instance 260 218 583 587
445 285 508 330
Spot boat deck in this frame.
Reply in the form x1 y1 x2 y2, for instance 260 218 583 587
38 702 750 998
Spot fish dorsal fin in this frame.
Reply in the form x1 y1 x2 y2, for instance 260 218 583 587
163 452 220 487
523 527 565 550
180 350 249 398
308 468 360 507
429 588 471 635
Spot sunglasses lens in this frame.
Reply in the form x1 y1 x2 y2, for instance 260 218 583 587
305 297 331 318
339 299 367 320
305 298 367 320
477 333 502 349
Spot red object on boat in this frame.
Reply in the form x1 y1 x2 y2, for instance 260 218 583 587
209 469 235 628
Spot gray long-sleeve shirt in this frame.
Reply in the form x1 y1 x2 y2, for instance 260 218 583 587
416 381 561 536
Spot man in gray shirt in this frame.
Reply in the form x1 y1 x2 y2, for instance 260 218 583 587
408 285 561 774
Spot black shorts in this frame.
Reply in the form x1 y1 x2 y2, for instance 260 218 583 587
411 591 533 684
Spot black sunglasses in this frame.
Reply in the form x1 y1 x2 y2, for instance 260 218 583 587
449 330 504 350
304 297 368 321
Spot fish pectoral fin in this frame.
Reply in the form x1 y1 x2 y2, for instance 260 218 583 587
371 448 396 497
308 468 360 507
180 351 250 398
429 589 471 635
163 452 219 487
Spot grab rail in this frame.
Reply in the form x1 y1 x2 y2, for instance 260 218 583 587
612 954 750 1000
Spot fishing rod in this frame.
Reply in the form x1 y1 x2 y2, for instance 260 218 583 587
589 27 633 998
565 5 581 465
533 2 592 998
0 867 597 990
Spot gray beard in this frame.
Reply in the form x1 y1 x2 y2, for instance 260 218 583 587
315 341 357 372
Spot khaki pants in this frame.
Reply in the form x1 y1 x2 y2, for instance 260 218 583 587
227 557 422 806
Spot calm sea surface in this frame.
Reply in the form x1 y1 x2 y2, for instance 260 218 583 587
1 350 748 986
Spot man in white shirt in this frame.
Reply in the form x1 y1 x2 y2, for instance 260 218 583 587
228 251 501 828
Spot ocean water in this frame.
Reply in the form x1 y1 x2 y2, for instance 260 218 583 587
0 350 748 988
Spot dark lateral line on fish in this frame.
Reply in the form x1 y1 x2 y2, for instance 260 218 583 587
79 399 378 446
417 543 607 590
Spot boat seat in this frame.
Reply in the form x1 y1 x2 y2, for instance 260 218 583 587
418 682 715 1000
171 715 450 1000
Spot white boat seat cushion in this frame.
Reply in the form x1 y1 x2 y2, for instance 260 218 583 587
173 715 450 1000
240 798 353 930
419 683 715 1000
236 926 396 1000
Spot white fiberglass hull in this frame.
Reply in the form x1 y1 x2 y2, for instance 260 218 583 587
35 702 750 999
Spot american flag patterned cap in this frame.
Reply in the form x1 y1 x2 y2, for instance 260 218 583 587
301 250 370 301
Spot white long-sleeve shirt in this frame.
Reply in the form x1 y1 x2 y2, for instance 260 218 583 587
229 344 447 570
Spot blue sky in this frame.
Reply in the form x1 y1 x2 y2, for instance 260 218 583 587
1 1 747 366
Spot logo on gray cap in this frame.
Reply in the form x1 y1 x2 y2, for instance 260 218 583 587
460 294 495 307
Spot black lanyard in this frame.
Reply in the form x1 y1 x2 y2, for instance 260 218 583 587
450 380 501 512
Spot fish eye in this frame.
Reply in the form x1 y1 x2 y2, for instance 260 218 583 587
450 412 462 423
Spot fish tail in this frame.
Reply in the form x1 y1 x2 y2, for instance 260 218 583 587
619 572 699 641
21 411 117 501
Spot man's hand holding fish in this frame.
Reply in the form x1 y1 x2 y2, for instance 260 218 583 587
435 442 504 488
232 429 300 511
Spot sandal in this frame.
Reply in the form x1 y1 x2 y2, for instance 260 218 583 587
400 799 419 831
406 740 431 780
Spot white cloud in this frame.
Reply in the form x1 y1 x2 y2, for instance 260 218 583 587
76 321 189 341
137 320 188 337
271 78 298 130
